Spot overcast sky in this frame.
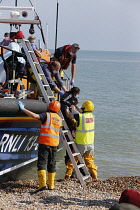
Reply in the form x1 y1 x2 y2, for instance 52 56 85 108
1 0 140 52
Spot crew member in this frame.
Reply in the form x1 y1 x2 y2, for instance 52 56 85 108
18 100 62 192
4 31 26 78
52 43 80 85
28 36 41 62
0 32 11 46
65 100 98 180
40 61 67 96
60 86 80 135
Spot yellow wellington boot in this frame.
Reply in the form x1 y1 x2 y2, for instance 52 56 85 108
48 172 56 190
83 154 98 180
32 170 47 194
65 160 74 179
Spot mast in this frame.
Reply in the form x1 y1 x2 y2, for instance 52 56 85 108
55 0 59 51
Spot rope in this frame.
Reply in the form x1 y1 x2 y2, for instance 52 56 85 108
28 0 38 17
63 71 70 80
28 0 46 44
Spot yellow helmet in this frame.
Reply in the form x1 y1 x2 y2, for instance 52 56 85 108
82 100 94 111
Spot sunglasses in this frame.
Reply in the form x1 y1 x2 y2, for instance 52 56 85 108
74 47 80 50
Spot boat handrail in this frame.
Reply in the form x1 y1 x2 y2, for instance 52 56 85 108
0 6 34 10
0 45 27 91
0 45 26 57
0 19 40 25
0 6 40 25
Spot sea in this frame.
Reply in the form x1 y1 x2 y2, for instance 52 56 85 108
20 50 140 181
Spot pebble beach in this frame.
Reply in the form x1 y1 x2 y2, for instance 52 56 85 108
0 176 140 209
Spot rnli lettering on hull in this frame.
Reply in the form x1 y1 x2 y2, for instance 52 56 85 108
0 134 38 153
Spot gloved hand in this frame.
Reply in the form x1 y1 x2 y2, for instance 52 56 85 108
18 101 25 111
59 91 65 97
71 119 77 127
70 78 74 86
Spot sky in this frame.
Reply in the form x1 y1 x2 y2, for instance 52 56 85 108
0 0 140 52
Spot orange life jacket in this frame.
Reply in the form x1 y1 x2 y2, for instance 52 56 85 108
58 45 74 69
39 112 62 146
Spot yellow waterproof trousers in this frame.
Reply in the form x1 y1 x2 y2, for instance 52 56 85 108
83 154 98 179
65 156 78 179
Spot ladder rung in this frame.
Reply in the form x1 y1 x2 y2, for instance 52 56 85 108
67 141 74 145
28 50 34 53
43 84 49 87
72 152 80 157
38 73 44 76
77 163 85 168
83 175 91 180
33 62 39 65
48 96 55 99
62 130 68 134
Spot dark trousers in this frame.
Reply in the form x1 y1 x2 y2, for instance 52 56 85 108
37 144 57 173
16 62 25 77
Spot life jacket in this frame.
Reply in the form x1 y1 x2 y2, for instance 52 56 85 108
57 45 74 69
39 112 62 147
75 112 95 145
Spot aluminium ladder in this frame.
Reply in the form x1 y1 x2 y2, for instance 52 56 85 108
20 39 91 185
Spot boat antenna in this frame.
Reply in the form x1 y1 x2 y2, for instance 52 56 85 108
55 0 59 51
15 0 17 6
28 0 46 46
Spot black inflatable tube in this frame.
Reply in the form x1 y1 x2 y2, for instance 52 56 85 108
0 99 48 117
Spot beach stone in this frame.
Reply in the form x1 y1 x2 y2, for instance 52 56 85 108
0 176 139 209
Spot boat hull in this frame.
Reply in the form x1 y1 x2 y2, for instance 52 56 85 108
0 99 46 182
0 158 38 182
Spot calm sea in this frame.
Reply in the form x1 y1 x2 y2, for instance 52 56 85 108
20 50 140 181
